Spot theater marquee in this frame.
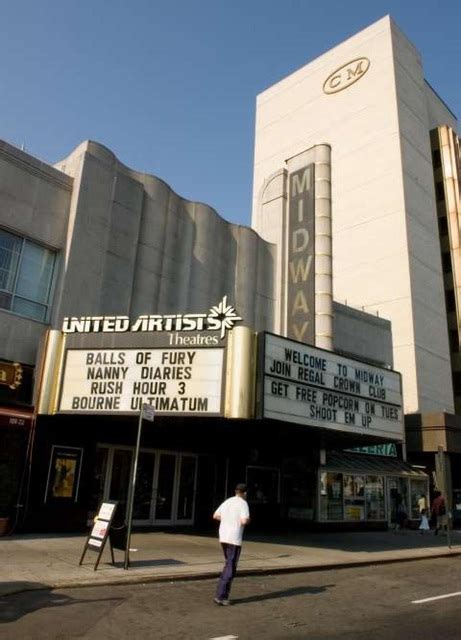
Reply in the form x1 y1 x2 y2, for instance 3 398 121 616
59 347 224 415
260 333 403 440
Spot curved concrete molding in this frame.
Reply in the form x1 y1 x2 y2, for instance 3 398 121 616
53 141 275 332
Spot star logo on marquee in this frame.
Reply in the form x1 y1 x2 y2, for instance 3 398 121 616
208 296 242 339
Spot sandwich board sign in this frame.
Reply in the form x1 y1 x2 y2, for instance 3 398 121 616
79 501 118 570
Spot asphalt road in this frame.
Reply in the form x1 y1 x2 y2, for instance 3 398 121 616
2 557 461 639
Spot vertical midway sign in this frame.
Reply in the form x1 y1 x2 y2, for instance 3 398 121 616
287 164 315 343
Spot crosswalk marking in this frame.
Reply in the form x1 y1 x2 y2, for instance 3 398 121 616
412 591 461 604
208 636 239 639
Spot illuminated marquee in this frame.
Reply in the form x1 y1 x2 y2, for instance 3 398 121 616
261 333 403 440
59 347 225 415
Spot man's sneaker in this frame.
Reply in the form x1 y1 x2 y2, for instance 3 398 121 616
214 598 231 606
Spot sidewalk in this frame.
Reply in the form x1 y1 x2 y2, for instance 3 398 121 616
1 528 460 597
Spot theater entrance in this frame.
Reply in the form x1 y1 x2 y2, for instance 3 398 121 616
91 445 198 526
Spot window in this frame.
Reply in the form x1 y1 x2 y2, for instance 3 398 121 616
438 216 448 236
319 472 343 520
442 252 452 273
246 466 280 504
450 329 460 353
432 148 442 169
445 289 456 312
452 371 461 394
435 182 445 202
0 229 56 321
365 476 385 520
343 474 365 521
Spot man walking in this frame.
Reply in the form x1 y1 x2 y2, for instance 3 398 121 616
213 483 250 606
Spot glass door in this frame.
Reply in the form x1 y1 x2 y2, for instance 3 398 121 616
133 451 156 522
108 448 133 521
176 456 197 523
153 453 176 522
95 446 199 526
387 476 409 523
88 447 109 523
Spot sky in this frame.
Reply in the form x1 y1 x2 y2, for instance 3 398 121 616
1 1 459 226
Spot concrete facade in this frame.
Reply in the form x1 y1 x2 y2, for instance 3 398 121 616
252 16 457 414
0 138 393 371
53 141 276 332
0 140 72 364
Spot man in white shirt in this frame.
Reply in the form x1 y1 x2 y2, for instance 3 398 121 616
213 483 250 605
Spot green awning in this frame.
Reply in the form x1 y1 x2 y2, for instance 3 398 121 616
324 451 427 477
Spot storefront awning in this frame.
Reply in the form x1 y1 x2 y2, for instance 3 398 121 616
325 451 427 477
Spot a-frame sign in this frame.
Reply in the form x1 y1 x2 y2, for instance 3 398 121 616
79 501 118 571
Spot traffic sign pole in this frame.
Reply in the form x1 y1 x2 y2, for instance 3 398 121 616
124 404 155 569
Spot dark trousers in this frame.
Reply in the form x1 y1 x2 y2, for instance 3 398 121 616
215 543 242 600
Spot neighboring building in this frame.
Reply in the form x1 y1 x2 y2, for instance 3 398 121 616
251 15 459 509
0 138 411 533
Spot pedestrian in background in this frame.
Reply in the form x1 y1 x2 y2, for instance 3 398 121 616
417 493 427 514
213 483 250 606
418 508 430 534
431 491 446 535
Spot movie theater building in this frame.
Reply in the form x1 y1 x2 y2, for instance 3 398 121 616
0 133 421 533
252 16 460 503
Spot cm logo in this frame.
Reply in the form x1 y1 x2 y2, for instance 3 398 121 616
323 57 370 94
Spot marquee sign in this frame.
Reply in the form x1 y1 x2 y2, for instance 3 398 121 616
62 296 241 340
59 347 225 415
287 165 315 343
261 333 403 440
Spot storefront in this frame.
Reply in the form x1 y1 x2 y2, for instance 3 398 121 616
0 360 35 533
318 451 428 526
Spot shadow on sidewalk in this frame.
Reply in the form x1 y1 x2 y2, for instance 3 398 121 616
0 582 124 624
112 558 186 569
231 583 335 605
243 529 455 553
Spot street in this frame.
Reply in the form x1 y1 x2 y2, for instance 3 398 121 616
2 556 461 639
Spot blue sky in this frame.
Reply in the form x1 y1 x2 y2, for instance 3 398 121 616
1 1 459 226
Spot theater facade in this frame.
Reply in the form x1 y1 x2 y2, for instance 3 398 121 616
30 294 420 532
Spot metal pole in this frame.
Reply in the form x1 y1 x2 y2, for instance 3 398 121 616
124 409 143 570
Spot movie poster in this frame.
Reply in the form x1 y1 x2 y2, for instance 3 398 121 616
45 446 83 502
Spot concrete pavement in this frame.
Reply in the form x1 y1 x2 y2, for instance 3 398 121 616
1 528 460 597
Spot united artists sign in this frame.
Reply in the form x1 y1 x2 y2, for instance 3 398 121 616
287 165 315 344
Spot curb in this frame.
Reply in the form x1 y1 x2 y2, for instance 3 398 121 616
2 548 460 598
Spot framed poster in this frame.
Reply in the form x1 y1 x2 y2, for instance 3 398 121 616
45 445 83 502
